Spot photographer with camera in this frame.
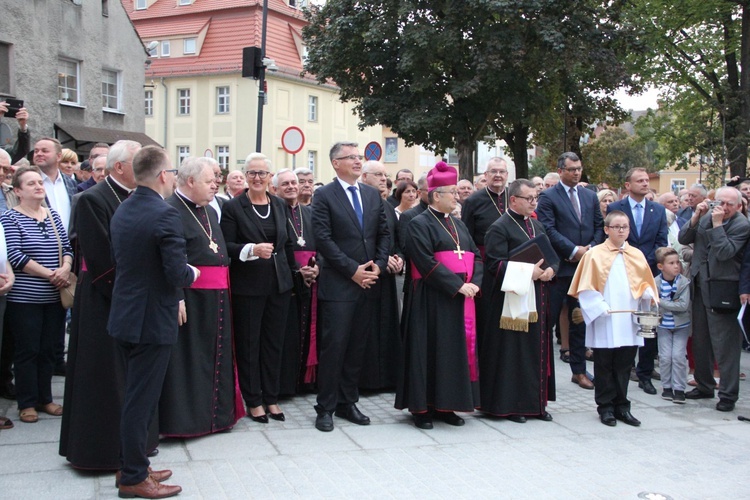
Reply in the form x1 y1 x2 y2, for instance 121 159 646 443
0 101 30 165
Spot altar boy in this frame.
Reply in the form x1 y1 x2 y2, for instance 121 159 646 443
568 210 657 427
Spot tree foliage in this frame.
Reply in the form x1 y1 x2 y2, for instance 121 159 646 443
581 127 650 187
625 0 750 177
303 0 639 180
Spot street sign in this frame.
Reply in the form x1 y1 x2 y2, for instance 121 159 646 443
281 126 305 155
365 141 382 161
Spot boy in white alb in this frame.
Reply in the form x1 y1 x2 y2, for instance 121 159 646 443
569 211 657 427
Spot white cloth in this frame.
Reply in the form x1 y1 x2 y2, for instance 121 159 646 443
42 170 71 234
579 253 654 348
209 197 222 221
500 261 536 322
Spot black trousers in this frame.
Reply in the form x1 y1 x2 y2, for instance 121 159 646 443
549 276 587 376
635 337 657 381
6 301 65 409
116 341 172 487
233 292 291 408
316 294 374 411
593 346 638 415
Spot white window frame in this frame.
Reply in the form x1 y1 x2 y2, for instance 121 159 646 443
217 146 230 169
179 0 192 5
216 86 230 114
58 58 81 105
177 146 190 166
308 95 318 122
161 40 171 57
308 151 316 170
672 179 686 194
144 90 153 116
101 69 121 111
135 0 147 10
184 38 196 55
177 88 190 115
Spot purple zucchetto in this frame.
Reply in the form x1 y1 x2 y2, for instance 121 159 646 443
427 161 458 192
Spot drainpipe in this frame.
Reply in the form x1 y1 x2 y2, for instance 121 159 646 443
161 78 168 149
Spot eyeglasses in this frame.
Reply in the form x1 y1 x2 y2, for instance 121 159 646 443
245 170 269 179
435 189 458 196
607 225 630 232
514 195 538 203
562 167 583 172
487 169 508 176
157 168 178 177
334 155 364 161
369 172 386 177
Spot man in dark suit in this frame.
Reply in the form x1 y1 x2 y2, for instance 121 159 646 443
606 167 668 395
311 142 390 432
676 183 707 220
537 152 604 390
108 146 198 498
681 187 750 412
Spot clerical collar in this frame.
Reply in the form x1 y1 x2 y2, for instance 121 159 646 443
176 188 200 208
428 206 450 218
108 175 133 194
508 208 529 221
486 186 505 197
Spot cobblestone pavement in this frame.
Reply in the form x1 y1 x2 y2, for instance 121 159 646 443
1 350 749 499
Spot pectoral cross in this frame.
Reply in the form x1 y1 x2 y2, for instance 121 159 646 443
209 240 219 253
454 245 465 260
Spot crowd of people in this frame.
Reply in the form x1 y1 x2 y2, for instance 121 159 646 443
2 99 750 497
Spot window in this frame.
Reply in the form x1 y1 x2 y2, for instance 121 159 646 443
216 86 230 114
184 38 196 55
0 43 12 96
177 88 190 115
308 95 318 122
102 0 109 16
101 69 121 111
144 90 153 116
161 40 171 57
58 58 80 104
179 0 192 5
135 0 146 9
177 146 190 166
289 0 307 8
308 151 316 171
672 179 686 194
217 146 230 169
147 42 158 57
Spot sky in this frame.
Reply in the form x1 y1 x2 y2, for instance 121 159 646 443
614 87 661 112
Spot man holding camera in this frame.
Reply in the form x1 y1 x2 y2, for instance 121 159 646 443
679 187 750 411
0 100 30 165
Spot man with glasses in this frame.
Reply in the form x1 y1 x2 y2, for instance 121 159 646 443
76 143 110 193
606 167 668 395
681 187 750 411
462 157 511 257
395 161 482 429
360 161 403 390
479 179 557 423
537 152 604 390
311 142 390 432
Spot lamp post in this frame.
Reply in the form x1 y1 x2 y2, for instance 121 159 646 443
255 0 269 153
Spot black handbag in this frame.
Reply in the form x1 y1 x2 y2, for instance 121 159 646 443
708 279 741 312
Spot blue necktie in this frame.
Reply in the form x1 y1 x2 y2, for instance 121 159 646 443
634 203 643 236
348 185 363 229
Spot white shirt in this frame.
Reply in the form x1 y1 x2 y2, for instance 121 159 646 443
42 170 71 234
336 177 364 213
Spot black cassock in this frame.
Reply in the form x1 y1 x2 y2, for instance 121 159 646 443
478 211 557 417
60 177 159 469
279 203 318 394
360 199 401 390
461 187 507 250
395 208 483 413
158 193 243 437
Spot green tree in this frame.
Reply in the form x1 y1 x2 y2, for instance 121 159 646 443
581 127 650 187
625 0 750 177
303 0 640 180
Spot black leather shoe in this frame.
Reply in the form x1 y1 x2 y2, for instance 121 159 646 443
716 399 735 412
435 411 465 426
507 415 527 423
249 413 269 424
314 406 334 432
600 412 616 426
413 413 433 429
536 411 553 422
685 388 714 399
638 379 657 395
268 412 285 421
334 404 370 425
615 411 641 427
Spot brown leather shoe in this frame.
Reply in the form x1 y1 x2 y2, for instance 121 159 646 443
571 373 594 390
116 468 173 488
118 475 181 499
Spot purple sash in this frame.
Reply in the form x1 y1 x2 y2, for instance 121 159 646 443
410 250 478 381
190 266 229 289
294 250 318 383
